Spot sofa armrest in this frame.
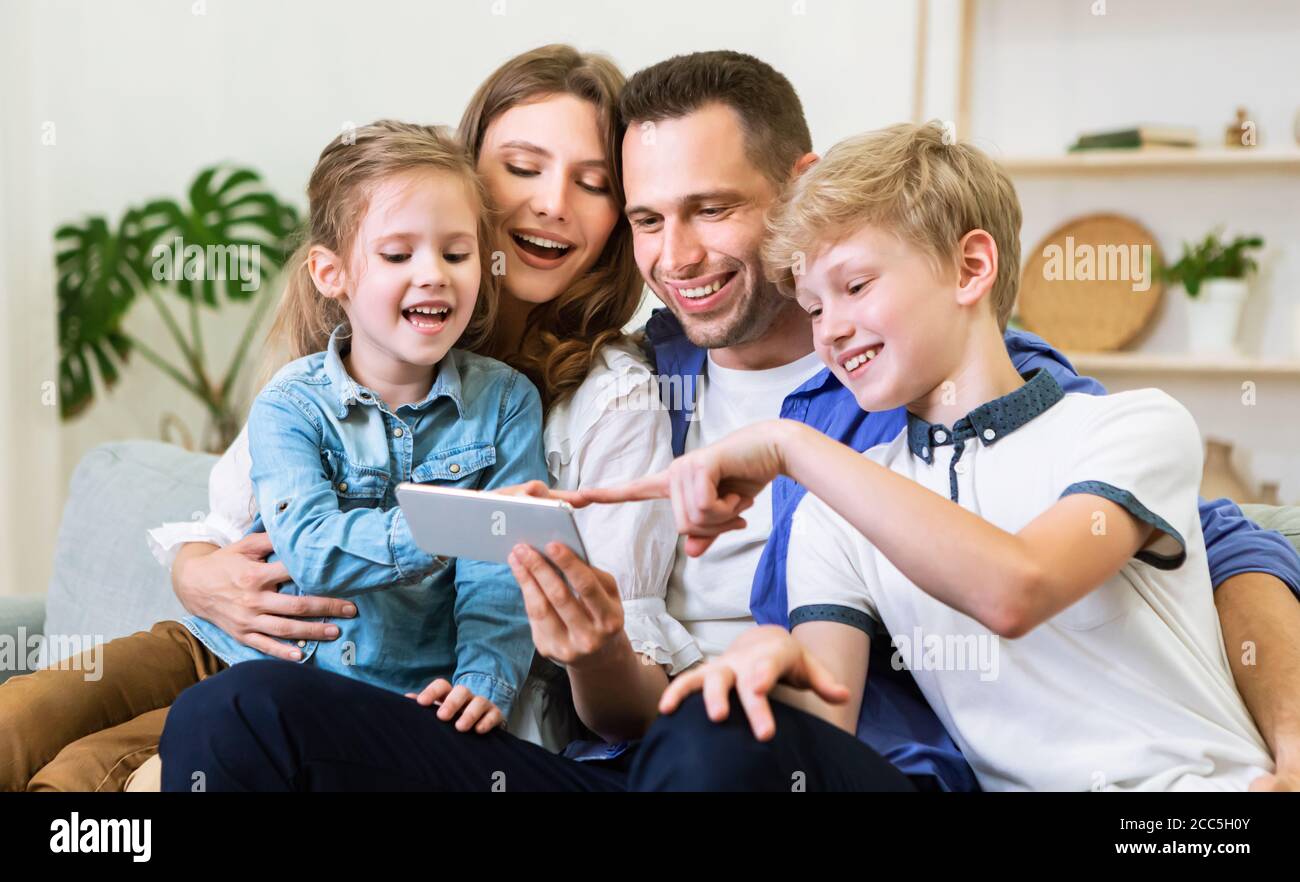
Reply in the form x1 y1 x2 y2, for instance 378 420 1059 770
0 593 46 685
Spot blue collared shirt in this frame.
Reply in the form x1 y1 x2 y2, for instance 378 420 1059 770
642 308 1300 790
182 326 546 714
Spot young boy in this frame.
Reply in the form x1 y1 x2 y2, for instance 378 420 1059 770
581 122 1273 791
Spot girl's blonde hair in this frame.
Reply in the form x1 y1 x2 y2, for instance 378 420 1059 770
259 120 499 385
458 44 642 413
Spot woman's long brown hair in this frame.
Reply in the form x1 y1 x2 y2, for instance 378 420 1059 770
458 43 642 414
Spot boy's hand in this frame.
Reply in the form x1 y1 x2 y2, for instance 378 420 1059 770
490 480 586 506
574 420 797 556
658 625 849 741
405 678 505 734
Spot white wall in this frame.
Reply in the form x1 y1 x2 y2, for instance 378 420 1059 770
969 0 1300 504
0 0 920 595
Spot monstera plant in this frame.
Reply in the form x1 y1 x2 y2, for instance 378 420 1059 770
56 167 300 452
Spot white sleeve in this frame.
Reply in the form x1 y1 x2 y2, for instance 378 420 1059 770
786 490 883 636
145 423 259 571
549 349 703 674
1057 390 1203 570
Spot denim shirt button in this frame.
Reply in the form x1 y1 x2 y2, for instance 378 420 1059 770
296 640 307 648
449 463 460 474
338 482 348 493
393 427 404 438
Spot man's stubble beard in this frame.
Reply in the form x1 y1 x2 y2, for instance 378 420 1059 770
673 273 789 351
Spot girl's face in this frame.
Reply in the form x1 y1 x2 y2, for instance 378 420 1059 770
477 93 622 304
332 170 481 376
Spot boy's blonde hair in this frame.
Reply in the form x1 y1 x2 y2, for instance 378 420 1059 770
259 120 498 385
763 121 1022 330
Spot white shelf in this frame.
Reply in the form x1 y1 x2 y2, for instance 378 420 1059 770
1065 351 1300 376
1000 148 1300 174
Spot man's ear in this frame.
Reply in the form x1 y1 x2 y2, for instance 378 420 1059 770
308 245 348 302
791 151 820 178
954 229 998 309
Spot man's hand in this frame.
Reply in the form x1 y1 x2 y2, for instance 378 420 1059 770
171 533 356 661
572 420 791 556
506 541 628 669
405 679 505 734
658 624 849 741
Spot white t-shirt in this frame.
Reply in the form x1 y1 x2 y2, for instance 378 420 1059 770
667 349 825 660
788 372 1273 791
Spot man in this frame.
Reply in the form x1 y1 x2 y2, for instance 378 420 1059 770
161 51 1300 792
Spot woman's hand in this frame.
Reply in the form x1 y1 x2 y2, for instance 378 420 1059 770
171 534 357 661
571 419 797 556
405 678 505 734
658 625 849 741
507 541 628 670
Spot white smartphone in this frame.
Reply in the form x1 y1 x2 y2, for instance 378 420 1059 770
395 483 589 565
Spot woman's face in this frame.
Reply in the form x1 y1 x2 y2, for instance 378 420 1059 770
477 92 622 305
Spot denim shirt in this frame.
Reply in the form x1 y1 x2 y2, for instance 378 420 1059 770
182 326 546 716
641 308 1300 790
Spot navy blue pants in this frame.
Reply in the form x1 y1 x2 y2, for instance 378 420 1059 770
160 660 915 792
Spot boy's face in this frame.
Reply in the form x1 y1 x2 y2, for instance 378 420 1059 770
795 224 963 413
336 170 481 373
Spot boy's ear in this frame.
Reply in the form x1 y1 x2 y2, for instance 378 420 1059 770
954 229 998 310
791 151 820 179
308 245 348 302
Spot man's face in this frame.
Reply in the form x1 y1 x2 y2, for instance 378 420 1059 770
622 103 788 349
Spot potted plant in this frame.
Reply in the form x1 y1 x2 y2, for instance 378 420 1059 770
1159 230 1264 354
55 166 300 452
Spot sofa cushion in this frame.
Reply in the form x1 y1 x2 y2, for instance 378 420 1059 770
43 441 216 663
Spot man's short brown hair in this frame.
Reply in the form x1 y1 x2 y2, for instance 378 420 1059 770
619 50 812 185
764 121 1023 330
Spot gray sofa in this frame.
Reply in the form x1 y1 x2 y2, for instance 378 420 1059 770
3 441 1300 686
0 442 215 684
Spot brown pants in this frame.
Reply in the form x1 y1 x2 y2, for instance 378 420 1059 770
0 620 226 791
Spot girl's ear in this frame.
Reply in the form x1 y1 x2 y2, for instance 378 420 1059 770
954 229 998 310
308 245 348 302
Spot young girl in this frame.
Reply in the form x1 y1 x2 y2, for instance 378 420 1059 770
160 46 681 761
0 121 545 791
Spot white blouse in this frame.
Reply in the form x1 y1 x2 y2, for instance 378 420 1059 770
147 341 701 733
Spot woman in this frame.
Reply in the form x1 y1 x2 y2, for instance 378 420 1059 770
47 45 693 791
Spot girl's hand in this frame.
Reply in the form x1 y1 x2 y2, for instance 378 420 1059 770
572 419 798 556
405 678 505 734
658 625 849 741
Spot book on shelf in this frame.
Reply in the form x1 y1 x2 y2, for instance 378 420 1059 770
1069 126 1199 151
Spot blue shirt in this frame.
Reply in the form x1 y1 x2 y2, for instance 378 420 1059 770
182 327 546 715
642 308 1300 790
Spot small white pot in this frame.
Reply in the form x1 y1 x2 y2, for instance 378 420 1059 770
1185 278 1249 355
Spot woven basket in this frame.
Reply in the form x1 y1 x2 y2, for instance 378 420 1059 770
1017 213 1163 351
